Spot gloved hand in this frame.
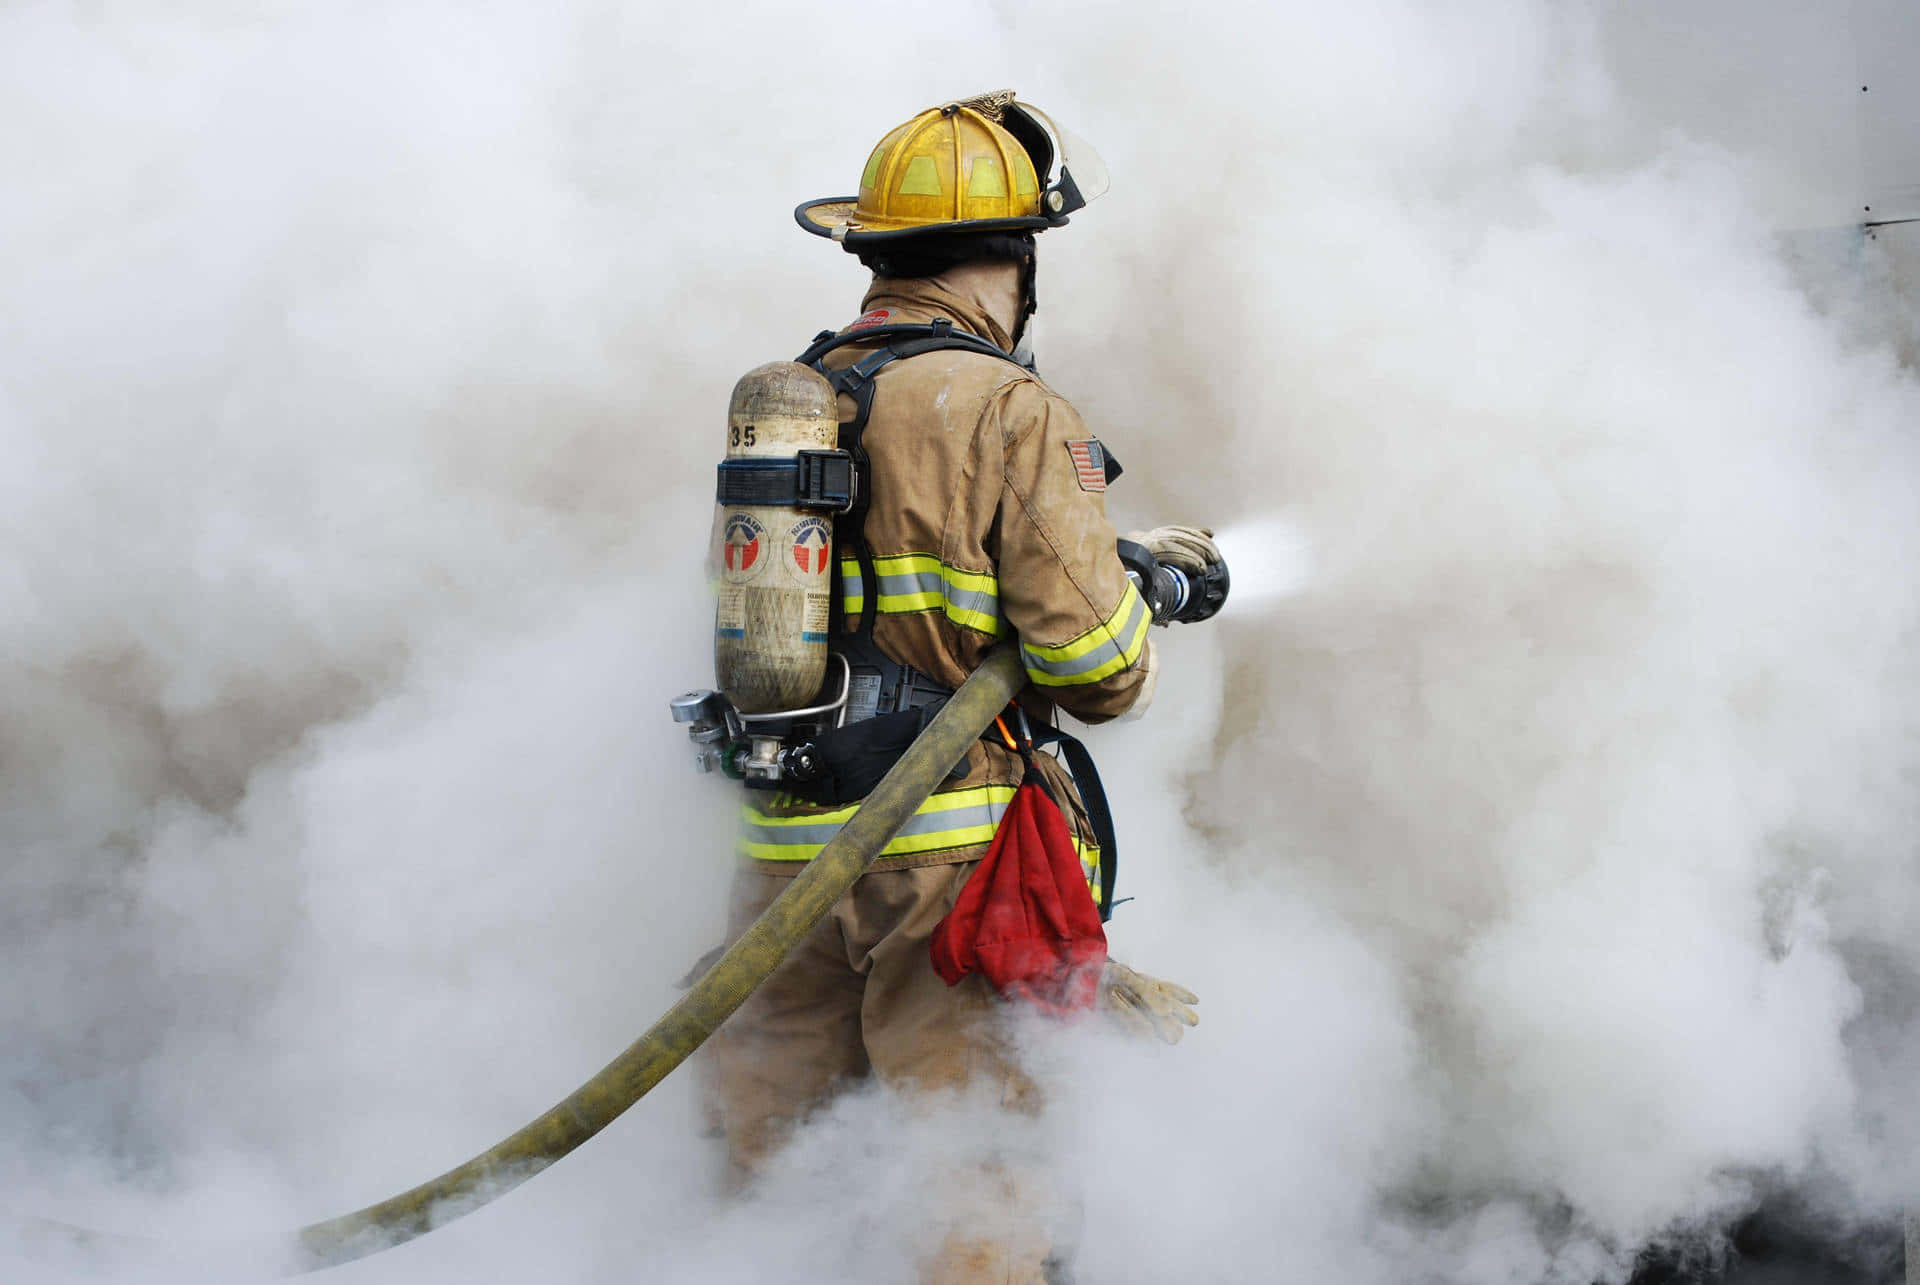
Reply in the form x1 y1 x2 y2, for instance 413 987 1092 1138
1098 960 1200 1044
1119 525 1230 624
1123 524 1222 579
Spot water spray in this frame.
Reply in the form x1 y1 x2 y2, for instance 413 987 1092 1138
1212 515 1315 611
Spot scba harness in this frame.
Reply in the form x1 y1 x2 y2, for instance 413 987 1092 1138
708 319 1123 919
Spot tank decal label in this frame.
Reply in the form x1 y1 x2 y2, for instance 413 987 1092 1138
787 516 833 580
721 513 766 581
803 590 830 635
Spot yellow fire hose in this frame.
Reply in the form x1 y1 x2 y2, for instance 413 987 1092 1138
4 645 1025 1275
284 643 1027 1269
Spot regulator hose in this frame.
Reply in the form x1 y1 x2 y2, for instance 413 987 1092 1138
288 642 1027 1271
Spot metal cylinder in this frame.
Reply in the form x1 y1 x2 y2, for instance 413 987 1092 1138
714 361 839 713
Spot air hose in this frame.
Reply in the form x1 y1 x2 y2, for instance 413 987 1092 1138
289 643 1027 1271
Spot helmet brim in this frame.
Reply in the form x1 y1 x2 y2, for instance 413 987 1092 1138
794 196 1060 245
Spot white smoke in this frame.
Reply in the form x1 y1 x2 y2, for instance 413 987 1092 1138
1214 515 1314 610
3 2 1918 1283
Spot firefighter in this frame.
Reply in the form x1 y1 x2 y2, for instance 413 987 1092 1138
705 92 1222 1282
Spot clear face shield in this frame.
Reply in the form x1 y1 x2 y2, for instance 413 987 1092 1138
1014 100 1111 218
1001 99 1110 365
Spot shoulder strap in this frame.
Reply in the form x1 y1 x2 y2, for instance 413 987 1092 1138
794 320 1016 375
1028 724 1121 922
795 320 1024 644
790 322 1123 909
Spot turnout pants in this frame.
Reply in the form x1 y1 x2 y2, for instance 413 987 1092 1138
707 858 1054 1285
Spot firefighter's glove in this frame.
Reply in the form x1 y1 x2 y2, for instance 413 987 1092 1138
1121 525 1229 625
1098 960 1199 1044
1124 525 1221 579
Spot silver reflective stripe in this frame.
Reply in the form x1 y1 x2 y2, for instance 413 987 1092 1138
946 582 998 619
1020 590 1151 680
741 793 1011 853
874 567 943 598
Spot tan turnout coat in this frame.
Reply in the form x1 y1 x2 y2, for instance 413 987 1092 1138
737 262 1154 880
710 264 1151 1285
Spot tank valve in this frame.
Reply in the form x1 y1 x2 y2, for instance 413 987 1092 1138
669 690 738 774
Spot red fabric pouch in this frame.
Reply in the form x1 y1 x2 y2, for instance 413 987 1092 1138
929 774 1108 1014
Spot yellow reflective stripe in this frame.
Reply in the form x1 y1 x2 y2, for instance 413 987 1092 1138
968 157 1008 198
1020 583 1151 688
945 606 1003 635
744 787 1104 904
939 564 1004 635
897 154 943 196
941 564 996 593
841 557 864 615
739 784 1019 862
836 554 1006 638
1076 836 1103 905
1022 582 1144 663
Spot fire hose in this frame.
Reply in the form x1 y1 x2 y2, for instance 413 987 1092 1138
14 644 1029 1275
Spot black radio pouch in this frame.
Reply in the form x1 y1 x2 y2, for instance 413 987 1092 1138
780 702 970 807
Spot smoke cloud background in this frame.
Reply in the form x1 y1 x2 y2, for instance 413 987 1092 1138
3 1 1917 1281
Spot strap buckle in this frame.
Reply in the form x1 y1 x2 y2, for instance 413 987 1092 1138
714 450 857 513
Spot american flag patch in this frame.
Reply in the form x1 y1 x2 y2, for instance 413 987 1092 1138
1066 439 1107 492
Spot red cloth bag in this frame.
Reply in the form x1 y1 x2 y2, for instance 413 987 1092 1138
929 776 1108 1014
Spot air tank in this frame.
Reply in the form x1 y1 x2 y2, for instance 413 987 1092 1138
713 361 839 713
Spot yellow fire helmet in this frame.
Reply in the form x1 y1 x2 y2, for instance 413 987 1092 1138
796 90 1109 247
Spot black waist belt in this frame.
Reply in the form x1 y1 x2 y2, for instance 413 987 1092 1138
833 632 949 724
782 641 1123 921
776 635 959 807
